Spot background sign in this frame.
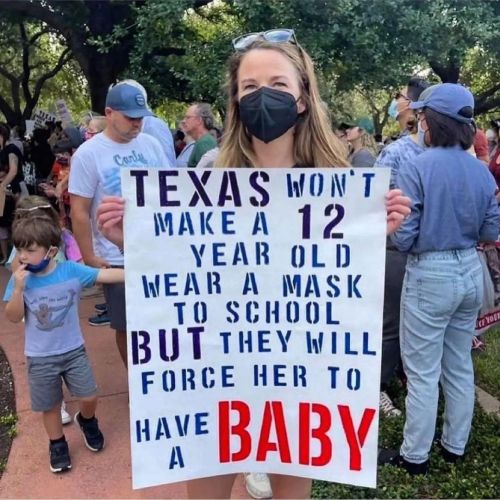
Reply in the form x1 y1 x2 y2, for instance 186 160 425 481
32 109 57 129
55 98 73 126
122 167 389 489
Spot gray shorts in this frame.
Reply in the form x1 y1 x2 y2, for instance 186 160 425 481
103 266 126 332
27 345 97 412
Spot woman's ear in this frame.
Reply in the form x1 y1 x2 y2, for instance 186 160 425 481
297 96 306 114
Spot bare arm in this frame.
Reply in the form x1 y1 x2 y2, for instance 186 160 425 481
70 194 108 268
5 265 28 322
96 267 125 284
5 289 25 322
55 176 69 198
0 153 19 189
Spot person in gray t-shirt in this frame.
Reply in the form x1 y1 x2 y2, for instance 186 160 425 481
346 118 377 168
345 117 377 167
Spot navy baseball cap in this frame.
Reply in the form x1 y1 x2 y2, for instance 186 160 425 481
105 83 153 118
409 83 474 124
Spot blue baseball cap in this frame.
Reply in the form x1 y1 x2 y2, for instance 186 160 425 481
409 83 474 124
105 83 153 118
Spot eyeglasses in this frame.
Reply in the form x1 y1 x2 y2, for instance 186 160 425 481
415 111 426 121
395 91 410 101
232 29 297 51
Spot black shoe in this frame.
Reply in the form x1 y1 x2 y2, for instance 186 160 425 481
49 440 72 473
74 412 104 452
378 448 429 476
94 302 107 313
88 311 110 327
436 441 463 463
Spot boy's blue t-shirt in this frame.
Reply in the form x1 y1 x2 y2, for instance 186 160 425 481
3 261 99 357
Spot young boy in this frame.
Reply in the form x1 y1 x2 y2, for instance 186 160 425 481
4 209 124 473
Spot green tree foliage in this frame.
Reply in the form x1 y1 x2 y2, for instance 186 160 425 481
36 60 91 123
127 0 498 129
0 15 72 126
127 0 237 112
0 0 146 112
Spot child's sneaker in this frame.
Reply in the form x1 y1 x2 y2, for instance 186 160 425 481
94 302 107 313
61 401 72 425
74 411 104 452
88 312 110 327
49 440 71 473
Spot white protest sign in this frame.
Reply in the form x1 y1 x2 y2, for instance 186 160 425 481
32 109 57 129
122 168 390 490
55 99 73 126
24 120 35 137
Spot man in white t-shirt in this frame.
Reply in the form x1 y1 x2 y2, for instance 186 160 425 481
69 81 168 367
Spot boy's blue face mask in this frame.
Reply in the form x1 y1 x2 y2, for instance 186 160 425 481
26 247 55 273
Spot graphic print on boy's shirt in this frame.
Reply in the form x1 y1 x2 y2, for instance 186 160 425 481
26 289 76 331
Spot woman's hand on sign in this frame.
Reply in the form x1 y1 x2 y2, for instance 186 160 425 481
97 195 125 247
385 189 411 235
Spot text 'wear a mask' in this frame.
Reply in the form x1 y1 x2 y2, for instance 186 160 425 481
239 87 299 143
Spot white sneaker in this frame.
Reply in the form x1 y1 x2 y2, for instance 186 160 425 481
61 401 72 425
380 391 402 417
245 473 273 499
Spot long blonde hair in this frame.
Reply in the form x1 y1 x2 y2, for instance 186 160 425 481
216 39 349 168
359 131 379 157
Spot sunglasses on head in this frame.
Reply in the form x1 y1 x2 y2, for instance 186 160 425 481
232 29 297 51
16 205 53 213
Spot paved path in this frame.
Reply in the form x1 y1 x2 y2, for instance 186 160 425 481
0 267 249 499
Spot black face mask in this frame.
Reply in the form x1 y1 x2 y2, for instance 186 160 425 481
239 87 299 143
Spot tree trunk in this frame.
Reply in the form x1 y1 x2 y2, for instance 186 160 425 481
429 60 460 84
0 108 23 128
73 49 122 113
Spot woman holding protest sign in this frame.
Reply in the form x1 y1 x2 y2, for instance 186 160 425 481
96 29 410 498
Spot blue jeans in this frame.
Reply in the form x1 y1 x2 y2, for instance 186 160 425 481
399 248 483 463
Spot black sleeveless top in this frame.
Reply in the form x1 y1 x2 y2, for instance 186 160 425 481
0 143 24 193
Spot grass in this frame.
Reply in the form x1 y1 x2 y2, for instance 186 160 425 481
312 402 500 498
473 327 500 398
0 413 17 440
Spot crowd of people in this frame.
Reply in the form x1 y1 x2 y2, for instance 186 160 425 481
1 26 499 498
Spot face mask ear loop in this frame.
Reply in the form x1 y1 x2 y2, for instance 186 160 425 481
46 246 58 260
